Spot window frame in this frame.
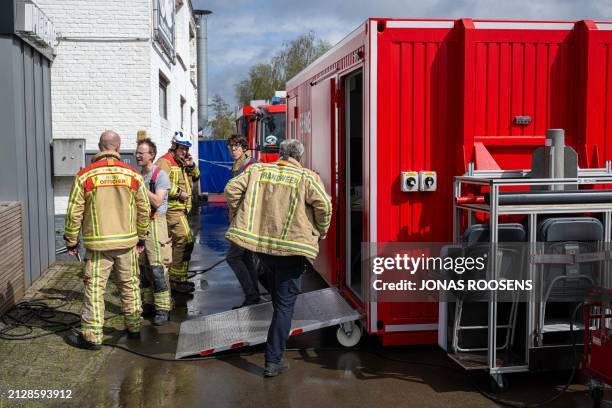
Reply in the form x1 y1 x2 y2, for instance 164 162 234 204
159 73 170 120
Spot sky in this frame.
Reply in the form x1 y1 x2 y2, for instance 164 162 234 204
193 0 612 112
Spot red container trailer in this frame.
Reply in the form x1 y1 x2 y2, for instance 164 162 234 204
286 18 612 346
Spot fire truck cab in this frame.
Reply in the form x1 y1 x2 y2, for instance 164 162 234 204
235 96 287 163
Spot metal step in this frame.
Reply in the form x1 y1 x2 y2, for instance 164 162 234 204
175 287 361 359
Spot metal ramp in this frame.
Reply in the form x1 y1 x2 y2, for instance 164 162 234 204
175 287 361 359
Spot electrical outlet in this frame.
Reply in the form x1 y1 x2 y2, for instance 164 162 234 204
419 171 437 192
401 171 419 192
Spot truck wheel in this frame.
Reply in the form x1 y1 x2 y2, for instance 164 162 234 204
336 321 362 347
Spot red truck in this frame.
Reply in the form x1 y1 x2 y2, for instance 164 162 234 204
235 100 286 163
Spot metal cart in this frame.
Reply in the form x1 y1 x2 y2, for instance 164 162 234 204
445 164 612 389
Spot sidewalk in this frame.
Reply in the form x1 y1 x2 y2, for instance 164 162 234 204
0 261 131 407
1 204 242 407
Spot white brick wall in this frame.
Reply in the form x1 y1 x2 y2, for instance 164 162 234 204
150 2 199 157
37 0 199 214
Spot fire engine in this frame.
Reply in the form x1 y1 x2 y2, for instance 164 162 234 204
235 93 287 163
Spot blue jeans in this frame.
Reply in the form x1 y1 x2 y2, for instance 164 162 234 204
257 254 304 364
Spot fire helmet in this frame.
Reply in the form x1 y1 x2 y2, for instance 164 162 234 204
172 130 192 148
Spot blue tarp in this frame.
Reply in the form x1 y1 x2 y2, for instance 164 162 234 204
198 140 232 193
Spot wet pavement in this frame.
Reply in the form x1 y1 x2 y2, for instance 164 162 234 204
1 203 609 407
75 203 610 408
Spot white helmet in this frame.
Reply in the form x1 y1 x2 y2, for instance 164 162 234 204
172 130 192 148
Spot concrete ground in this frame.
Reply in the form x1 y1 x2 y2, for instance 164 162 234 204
0 203 609 408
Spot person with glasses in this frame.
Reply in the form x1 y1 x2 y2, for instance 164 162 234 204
135 138 172 325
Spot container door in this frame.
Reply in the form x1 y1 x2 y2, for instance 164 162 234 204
342 70 364 300
288 96 297 140
310 78 337 285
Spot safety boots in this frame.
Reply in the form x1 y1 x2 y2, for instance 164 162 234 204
66 332 101 350
170 280 195 293
153 310 169 326
263 358 289 377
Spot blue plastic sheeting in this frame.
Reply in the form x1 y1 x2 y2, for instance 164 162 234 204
198 140 232 193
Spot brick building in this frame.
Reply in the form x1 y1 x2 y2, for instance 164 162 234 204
37 0 200 214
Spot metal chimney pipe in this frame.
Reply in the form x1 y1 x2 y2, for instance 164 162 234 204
194 9 212 135
546 128 565 191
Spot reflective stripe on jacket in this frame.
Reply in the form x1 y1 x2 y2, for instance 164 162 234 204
64 151 151 251
156 152 200 213
224 157 332 259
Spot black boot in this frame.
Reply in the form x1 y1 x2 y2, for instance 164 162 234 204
141 303 155 317
263 358 289 377
66 333 101 350
170 280 195 293
153 310 169 326
126 330 141 339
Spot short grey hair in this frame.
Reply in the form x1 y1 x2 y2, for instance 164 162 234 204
279 139 304 161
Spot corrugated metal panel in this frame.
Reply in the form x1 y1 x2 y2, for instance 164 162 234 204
380 37 455 243
603 43 612 162
473 41 577 169
0 202 25 314
377 30 454 327
0 36 55 288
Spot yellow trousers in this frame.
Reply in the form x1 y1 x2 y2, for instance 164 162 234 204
140 214 172 311
82 247 141 344
166 210 193 282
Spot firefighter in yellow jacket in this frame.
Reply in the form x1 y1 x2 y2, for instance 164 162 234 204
224 139 332 376
156 131 200 293
64 131 150 349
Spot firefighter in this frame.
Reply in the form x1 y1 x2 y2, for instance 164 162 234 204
224 139 332 377
225 134 260 308
156 131 200 293
64 130 150 349
135 138 172 325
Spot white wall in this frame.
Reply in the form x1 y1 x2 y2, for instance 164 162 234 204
149 1 199 159
37 0 152 148
37 0 199 213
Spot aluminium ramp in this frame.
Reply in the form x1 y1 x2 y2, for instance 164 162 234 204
175 287 361 359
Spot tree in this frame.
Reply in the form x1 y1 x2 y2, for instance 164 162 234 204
235 63 280 106
207 94 235 140
272 31 331 83
235 32 330 106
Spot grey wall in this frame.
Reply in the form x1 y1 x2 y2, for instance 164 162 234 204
0 34 55 286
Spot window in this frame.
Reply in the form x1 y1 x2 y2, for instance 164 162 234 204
191 107 195 134
180 96 186 129
159 73 169 120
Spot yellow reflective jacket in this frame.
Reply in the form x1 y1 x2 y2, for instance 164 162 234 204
156 152 200 213
224 157 332 259
64 151 151 251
